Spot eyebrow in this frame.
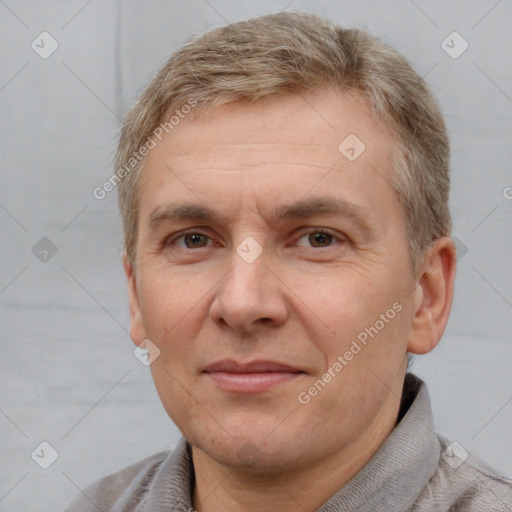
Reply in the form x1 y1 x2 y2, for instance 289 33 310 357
147 197 373 235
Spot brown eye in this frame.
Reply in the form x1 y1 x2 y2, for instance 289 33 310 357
295 229 340 248
308 232 333 247
166 231 213 249
183 233 209 248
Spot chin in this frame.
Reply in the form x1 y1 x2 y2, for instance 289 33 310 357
201 441 304 475
188 422 314 475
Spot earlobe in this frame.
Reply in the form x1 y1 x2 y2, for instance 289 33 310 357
406 237 456 355
123 254 147 346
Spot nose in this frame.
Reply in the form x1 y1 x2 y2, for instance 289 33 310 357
209 245 289 333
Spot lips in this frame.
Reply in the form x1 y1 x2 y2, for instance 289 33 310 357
203 359 302 374
202 359 305 393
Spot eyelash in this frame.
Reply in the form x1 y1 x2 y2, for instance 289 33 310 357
164 228 345 250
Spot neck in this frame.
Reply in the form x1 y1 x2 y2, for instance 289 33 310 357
191 388 403 512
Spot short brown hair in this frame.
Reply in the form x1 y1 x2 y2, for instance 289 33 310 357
115 11 451 272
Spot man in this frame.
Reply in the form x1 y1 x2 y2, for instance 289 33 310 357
67 11 512 511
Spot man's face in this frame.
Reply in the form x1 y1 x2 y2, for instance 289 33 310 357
126 89 420 472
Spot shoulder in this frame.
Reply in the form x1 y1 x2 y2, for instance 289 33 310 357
63 451 170 511
412 435 512 511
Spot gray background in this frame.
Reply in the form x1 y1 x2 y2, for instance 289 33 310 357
1 0 511 510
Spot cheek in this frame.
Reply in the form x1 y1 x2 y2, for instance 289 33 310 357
149 359 203 434
287 268 391 334
137 265 207 336
292 269 408 378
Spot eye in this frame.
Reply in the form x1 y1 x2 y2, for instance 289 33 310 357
166 232 213 249
295 229 343 248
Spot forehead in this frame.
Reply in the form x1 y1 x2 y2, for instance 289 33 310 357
151 89 392 162
137 89 400 229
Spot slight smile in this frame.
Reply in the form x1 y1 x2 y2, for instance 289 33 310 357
202 360 306 393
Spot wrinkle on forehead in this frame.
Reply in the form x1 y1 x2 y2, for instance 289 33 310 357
165 143 338 174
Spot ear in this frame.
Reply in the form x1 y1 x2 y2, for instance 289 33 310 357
123 254 147 346
407 237 456 355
